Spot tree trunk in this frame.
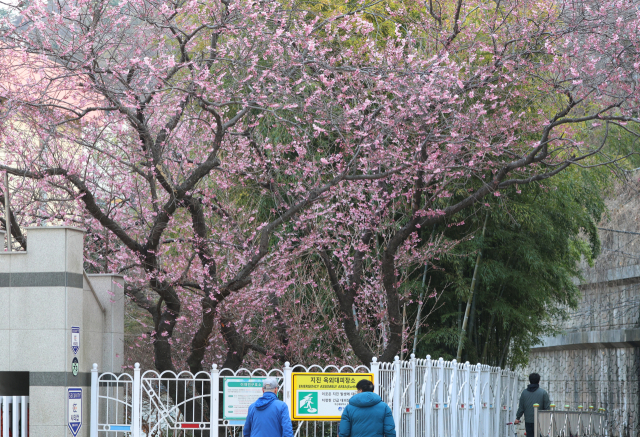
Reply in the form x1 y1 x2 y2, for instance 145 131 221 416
456 212 489 361
498 326 513 368
481 314 496 364
468 290 478 350
481 284 505 363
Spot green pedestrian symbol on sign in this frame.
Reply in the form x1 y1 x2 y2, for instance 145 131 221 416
299 392 318 414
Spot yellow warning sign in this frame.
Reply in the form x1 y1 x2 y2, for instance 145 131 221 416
291 372 374 421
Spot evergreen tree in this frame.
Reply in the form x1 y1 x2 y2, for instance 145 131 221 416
412 167 609 368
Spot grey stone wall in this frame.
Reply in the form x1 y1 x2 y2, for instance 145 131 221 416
529 347 639 435
528 180 640 437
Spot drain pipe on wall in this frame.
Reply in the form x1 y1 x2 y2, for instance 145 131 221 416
3 171 10 252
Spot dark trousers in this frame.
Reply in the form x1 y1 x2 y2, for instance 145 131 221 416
525 422 535 436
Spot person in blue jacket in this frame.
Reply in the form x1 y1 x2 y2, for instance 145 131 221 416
243 377 294 437
339 379 396 437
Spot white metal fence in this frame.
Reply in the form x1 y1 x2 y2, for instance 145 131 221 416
90 354 526 437
0 396 29 437
376 356 524 437
534 406 607 436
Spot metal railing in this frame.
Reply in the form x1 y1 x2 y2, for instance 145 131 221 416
534 404 607 436
90 355 524 437
0 396 28 437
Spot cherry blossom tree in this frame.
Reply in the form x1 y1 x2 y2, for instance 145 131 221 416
0 0 639 376
262 0 640 364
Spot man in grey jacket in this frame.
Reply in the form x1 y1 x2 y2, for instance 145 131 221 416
514 373 550 437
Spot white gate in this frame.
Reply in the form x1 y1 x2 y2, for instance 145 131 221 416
139 368 214 434
91 356 526 437
0 396 28 437
91 363 134 436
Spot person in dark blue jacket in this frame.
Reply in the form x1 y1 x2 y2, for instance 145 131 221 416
243 377 294 437
339 379 396 437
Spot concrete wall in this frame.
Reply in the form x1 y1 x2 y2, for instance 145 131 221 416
529 347 639 434
0 227 124 437
528 281 640 436
528 246 640 435
85 274 125 373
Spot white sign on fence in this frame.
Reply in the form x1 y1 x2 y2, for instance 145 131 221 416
68 387 83 437
223 377 266 420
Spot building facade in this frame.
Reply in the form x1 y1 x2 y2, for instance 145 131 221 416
0 227 124 437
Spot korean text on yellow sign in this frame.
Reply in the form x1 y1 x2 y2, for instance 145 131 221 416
291 372 374 421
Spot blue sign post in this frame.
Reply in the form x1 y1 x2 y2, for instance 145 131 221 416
68 387 83 436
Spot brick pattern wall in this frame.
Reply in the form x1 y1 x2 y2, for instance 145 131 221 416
529 347 639 436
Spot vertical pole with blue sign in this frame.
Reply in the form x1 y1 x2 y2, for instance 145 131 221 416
68 387 83 436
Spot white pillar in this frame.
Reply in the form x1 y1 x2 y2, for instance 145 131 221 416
424 356 433 437
463 362 471 437
437 358 444 437
483 366 491 437
284 362 293 414
392 356 401 428
11 397 18 437
20 397 27 437
511 373 519 423
504 371 511 437
474 364 482 435
450 360 459 437
90 363 99 437
210 364 219 437
2 396 8 437
132 363 141 437
409 354 416 437
493 368 501 437
371 357 380 395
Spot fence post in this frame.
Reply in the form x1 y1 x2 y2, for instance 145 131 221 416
409 354 416 437
371 357 380 395
450 360 459 437
210 364 219 437
11 397 17 437
284 362 292 415
132 363 141 437
493 368 501 437
20 396 27 437
481 364 492 437
505 372 513 437
393 356 401 427
90 363 98 437
2 396 8 437
437 358 444 437
474 364 481 435
511 374 519 423
463 362 471 437
424 355 433 437
577 405 583 435
534 403 539 437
